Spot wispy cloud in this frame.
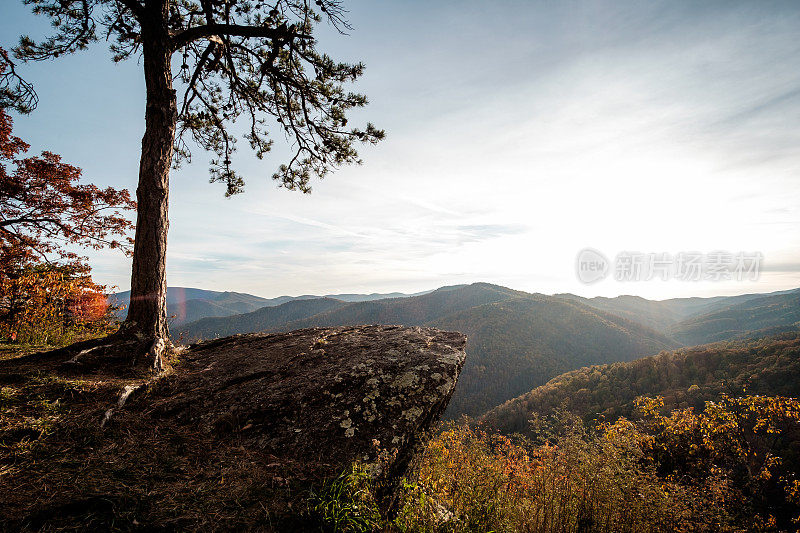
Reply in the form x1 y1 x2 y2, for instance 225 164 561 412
4 0 799 298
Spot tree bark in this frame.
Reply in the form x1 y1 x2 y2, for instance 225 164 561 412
123 2 175 353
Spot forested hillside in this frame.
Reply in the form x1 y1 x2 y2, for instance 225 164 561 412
178 283 677 418
557 288 798 335
430 295 677 417
669 291 800 345
481 332 800 435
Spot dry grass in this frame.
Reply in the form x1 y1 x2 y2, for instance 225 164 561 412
0 347 330 531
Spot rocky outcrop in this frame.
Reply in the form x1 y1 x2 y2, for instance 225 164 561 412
0 325 466 530
136 325 466 511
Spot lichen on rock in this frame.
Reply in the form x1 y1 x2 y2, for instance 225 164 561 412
137 324 467 515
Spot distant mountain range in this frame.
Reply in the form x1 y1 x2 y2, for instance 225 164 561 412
119 282 799 419
111 287 431 326
561 288 800 345
110 288 274 326
174 283 681 417
556 288 799 337
668 291 800 345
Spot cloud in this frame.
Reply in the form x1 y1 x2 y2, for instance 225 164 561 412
8 0 799 299
714 86 800 128
761 262 800 274
455 224 529 242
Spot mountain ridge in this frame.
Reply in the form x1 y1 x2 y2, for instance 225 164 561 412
111 286 432 326
176 282 682 418
152 282 797 419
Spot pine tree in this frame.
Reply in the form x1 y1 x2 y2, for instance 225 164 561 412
11 0 383 367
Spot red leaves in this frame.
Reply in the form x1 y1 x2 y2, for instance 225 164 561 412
0 108 135 266
0 104 135 343
0 108 29 160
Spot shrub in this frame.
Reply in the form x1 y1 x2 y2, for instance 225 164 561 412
395 416 677 532
394 395 800 532
0 263 118 346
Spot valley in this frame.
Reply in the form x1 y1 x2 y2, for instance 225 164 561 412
151 282 800 419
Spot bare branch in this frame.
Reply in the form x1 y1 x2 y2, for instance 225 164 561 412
171 23 310 52
0 48 37 113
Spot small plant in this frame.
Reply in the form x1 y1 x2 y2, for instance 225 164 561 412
0 386 17 405
308 462 383 532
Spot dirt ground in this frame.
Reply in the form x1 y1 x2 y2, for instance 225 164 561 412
0 346 316 531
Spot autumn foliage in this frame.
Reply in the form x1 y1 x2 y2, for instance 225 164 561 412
0 111 134 266
391 395 800 532
0 262 119 345
0 57 134 344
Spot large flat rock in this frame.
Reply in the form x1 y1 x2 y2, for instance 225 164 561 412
142 325 466 500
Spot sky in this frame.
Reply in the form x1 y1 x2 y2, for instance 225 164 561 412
1 0 799 300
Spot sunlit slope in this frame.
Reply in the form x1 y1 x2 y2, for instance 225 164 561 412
482 332 800 435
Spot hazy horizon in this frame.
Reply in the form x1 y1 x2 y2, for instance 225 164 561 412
2 0 799 300
111 280 799 304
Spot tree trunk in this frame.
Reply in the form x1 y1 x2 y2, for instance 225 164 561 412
123 4 175 360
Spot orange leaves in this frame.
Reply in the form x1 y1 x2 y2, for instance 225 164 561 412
0 105 132 345
399 396 800 531
400 420 675 531
0 263 117 345
640 394 800 469
68 290 109 322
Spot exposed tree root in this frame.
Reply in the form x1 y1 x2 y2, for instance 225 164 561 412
0 329 175 378
101 382 148 428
